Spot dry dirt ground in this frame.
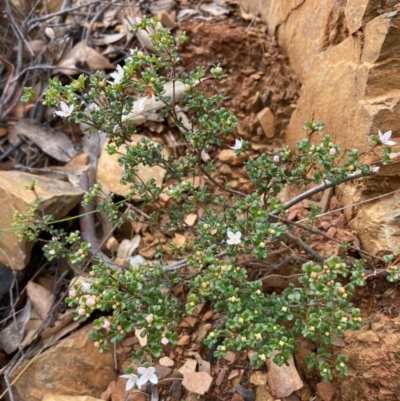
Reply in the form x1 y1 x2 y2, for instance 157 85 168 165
1 1 400 401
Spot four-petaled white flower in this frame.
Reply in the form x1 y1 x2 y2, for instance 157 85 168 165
227 230 241 245
55 101 74 117
109 64 124 84
230 138 243 151
378 130 396 146
120 373 139 391
136 366 158 387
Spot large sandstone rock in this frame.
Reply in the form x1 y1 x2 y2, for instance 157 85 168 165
0 171 84 270
12 326 117 401
239 0 400 253
96 134 170 199
241 0 349 79
286 10 400 254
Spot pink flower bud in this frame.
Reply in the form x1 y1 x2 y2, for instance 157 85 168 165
94 341 100 348
161 337 169 345
78 249 84 255
103 320 111 330
86 297 95 307
273 155 280 163
49 250 56 255
329 148 336 155
81 283 91 293
145 314 154 324
78 308 86 316
390 152 398 159
68 288 76 297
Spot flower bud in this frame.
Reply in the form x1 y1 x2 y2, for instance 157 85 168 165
329 148 336 155
86 297 96 307
273 155 280 163
68 288 76 297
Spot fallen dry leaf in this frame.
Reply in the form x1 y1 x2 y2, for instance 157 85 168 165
54 42 115 75
27 281 55 321
16 119 79 162
0 300 31 354
182 371 213 395
199 2 231 16
159 356 174 367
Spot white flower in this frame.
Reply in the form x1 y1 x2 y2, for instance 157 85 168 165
55 101 74 117
227 230 241 245
109 64 124 84
378 130 396 146
120 373 139 391
230 138 243 150
136 366 158 387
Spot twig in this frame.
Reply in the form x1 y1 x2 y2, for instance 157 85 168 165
0 141 23 161
273 214 386 264
5 0 33 58
280 168 379 212
283 232 325 263
298 187 400 223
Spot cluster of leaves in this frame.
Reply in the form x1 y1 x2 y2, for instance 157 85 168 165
19 17 400 381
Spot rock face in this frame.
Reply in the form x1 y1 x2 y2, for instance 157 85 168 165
12 326 117 401
240 0 400 255
0 171 84 270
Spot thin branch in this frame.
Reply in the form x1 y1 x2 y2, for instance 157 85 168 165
280 168 379 212
283 232 325 263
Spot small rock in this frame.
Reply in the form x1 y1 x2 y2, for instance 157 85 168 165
96 135 170 199
356 330 380 343
232 393 245 401
194 323 211 345
316 381 335 401
185 213 197 226
371 322 384 331
155 364 173 380
182 371 213 395
202 310 213 321
177 334 191 346
249 91 263 112
250 371 268 386
267 352 303 398
159 356 174 367
218 149 247 166
236 384 255 401
179 359 197 374
255 385 275 401
224 350 237 363
220 164 232 175
129 254 146 267
257 108 275 138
